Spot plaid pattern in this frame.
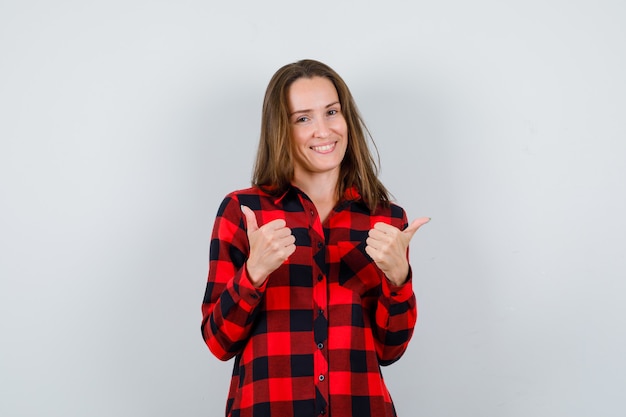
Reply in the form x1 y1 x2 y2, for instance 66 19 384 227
201 186 417 417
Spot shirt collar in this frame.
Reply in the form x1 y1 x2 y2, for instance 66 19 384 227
273 184 362 206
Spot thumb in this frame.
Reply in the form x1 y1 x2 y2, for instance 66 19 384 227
241 205 259 233
403 217 431 240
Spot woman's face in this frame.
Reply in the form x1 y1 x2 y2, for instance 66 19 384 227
287 76 348 184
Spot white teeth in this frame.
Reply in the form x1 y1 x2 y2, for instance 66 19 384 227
311 143 335 152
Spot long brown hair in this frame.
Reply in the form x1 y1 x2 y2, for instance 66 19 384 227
252 59 390 211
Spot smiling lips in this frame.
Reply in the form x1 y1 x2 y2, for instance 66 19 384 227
310 142 337 154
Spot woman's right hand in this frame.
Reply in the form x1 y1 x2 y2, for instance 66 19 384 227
241 205 296 287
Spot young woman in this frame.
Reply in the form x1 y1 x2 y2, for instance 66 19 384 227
201 59 429 417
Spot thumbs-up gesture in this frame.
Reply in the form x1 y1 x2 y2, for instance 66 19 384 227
241 205 297 288
365 217 430 286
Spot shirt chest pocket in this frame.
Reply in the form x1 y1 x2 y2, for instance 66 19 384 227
329 241 383 295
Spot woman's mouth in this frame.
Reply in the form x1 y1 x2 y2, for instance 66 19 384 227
310 142 336 153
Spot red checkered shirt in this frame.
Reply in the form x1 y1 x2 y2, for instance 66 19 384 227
201 185 417 417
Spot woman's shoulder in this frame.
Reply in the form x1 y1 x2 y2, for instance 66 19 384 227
366 200 405 217
223 186 265 199
221 186 276 209
388 202 407 219
364 201 408 229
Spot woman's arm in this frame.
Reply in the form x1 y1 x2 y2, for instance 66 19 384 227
200 194 265 361
372 272 418 365
368 208 424 364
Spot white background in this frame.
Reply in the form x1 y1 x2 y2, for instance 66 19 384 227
1 1 625 416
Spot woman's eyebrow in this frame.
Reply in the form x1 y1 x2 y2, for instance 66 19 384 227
289 101 340 117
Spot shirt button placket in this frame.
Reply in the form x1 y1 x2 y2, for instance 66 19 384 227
309 210 328 417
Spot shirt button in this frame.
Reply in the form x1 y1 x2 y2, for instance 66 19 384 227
317 343 324 349
317 274 323 281
317 242 323 249
318 309 324 315
318 374 325 381
320 410 326 415
310 210 314 216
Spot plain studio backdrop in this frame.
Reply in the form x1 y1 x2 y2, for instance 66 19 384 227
1 1 625 416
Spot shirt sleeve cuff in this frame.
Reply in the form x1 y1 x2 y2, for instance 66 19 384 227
382 266 414 302
236 266 267 305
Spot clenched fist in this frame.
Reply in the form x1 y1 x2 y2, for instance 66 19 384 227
241 205 296 288
365 217 430 286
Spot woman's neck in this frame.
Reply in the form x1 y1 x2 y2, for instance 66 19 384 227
292 172 339 222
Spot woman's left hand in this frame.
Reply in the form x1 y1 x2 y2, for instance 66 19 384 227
365 217 430 286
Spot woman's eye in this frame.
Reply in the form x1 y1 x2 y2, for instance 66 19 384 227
296 116 309 123
328 109 337 116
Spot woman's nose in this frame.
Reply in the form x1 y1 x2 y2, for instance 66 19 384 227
314 118 330 138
